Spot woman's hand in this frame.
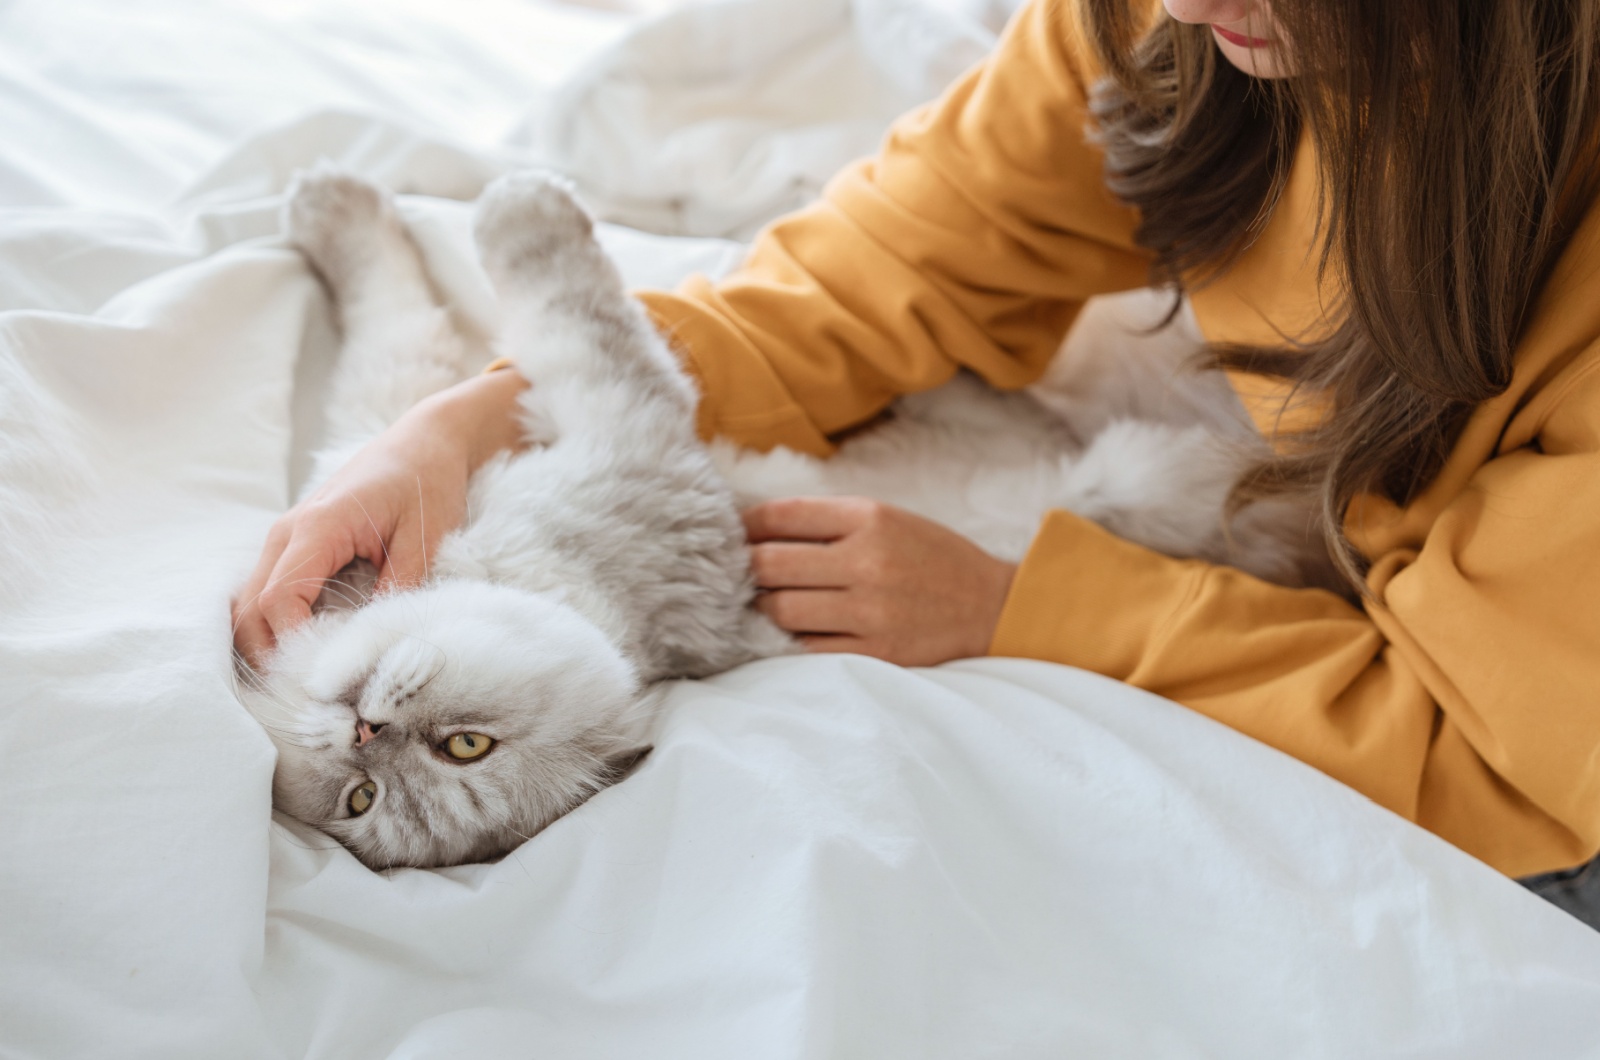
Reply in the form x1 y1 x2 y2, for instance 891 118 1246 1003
744 496 1017 667
232 369 527 669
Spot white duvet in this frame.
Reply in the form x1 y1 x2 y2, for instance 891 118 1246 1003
3 1 1600 1056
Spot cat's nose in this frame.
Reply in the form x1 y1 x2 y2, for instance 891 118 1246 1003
355 719 386 747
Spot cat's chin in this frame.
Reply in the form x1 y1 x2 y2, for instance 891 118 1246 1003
243 579 645 870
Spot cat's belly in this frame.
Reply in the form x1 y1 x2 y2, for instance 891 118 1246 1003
711 375 1327 588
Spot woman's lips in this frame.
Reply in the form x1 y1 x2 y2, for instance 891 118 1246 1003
1212 24 1273 48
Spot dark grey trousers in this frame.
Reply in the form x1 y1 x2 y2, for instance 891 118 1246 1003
1523 856 1600 931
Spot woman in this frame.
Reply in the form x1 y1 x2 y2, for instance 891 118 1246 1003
234 0 1600 920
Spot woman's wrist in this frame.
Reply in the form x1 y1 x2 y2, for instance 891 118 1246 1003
417 368 529 472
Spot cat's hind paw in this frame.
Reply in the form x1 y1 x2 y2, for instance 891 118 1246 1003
285 168 400 288
474 171 603 288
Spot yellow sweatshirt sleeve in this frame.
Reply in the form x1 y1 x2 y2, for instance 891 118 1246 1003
992 352 1600 878
639 0 1153 455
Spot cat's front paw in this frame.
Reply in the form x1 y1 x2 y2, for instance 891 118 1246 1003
474 171 601 286
285 168 399 286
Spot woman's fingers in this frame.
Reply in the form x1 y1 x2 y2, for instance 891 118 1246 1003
742 496 879 543
748 541 855 589
747 498 1017 666
754 588 858 634
232 520 294 667
231 597 276 671
375 512 429 592
233 507 369 668
231 374 504 669
234 522 290 620
257 525 353 639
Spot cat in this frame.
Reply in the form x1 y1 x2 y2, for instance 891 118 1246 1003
240 170 792 871
239 168 1327 873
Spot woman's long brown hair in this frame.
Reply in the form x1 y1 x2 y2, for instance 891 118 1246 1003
1083 0 1600 588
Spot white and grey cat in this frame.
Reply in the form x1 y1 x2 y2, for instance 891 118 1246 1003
241 169 1327 873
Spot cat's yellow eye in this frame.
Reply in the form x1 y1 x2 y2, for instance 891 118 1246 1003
348 781 377 816
444 733 494 761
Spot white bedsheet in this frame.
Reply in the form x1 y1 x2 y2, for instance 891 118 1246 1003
3 1 1600 1057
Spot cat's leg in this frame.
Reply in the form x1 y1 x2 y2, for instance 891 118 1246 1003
471 172 697 452
287 169 473 456
450 173 793 676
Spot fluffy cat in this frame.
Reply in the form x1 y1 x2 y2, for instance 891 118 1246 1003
240 169 1326 872
241 170 791 871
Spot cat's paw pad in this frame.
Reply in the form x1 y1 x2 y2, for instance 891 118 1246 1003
285 168 397 280
474 171 598 282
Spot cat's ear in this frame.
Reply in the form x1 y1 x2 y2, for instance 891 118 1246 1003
598 745 652 783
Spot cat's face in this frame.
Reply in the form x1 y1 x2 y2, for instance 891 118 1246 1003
242 579 642 870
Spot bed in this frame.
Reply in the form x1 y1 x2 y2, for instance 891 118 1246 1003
3 0 1599 1056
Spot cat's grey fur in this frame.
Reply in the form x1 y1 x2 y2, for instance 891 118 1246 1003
241 169 1328 873
241 170 789 871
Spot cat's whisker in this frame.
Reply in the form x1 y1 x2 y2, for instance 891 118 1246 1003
270 817 344 854
275 574 344 592
231 658 292 708
414 474 428 584
508 852 533 880
490 807 538 849
259 724 314 747
414 653 447 694
230 644 261 675
247 685 305 718
229 652 330 746
237 693 310 732
235 695 313 740
347 491 395 587
310 583 365 610
393 630 448 671
244 551 336 616
240 688 312 738
230 599 255 639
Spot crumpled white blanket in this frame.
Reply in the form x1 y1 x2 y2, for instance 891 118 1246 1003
527 0 1017 237
3 1 1600 1057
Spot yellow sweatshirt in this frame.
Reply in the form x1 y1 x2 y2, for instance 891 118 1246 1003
638 0 1600 878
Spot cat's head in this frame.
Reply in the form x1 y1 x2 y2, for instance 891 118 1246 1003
241 578 645 870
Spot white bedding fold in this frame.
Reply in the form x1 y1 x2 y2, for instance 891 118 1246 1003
3 1 1600 1056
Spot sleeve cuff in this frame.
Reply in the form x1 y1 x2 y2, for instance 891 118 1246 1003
637 284 835 457
988 509 1209 679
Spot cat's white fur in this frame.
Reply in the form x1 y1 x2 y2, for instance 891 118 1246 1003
715 299 1332 588
241 169 1327 872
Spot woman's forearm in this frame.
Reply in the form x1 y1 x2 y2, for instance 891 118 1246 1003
416 366 531 473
